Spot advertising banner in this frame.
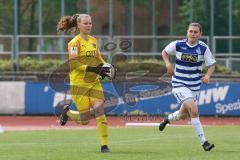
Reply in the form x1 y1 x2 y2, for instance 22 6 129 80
0 82 25 114
24 82 240 116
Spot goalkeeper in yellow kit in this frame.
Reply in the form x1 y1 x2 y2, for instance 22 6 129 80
57 14 110 153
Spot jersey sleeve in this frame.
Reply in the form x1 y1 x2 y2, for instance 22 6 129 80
68 41 87 71
204 46 216 67
68 41 79 60
164 41 176 55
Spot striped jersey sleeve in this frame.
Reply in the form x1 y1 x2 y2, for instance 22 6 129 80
204 46 216 67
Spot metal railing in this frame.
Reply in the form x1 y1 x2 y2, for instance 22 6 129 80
213 36 240 69
113 35 209 55
16 35 111 55
0 35 14 55
1 34 240 70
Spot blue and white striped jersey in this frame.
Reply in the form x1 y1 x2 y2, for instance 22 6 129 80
164 39 216 91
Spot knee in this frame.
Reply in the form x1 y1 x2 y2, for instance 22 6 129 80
76 120 90 125
92 100 105 117
95 99 105 106
183 101 199 118
80 111 91 121
180 113 189 120
81 120 90 125
92 107 103 117
190 108 199 118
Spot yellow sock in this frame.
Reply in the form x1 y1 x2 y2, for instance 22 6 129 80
67 110 81 121
67 110 90 125
96 115 108 146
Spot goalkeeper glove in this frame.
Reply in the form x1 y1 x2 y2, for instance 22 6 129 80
86 64 110 79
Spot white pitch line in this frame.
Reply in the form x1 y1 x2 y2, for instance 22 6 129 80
126 122 160 126
125 122 192 127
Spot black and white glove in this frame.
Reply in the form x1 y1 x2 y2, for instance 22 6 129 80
101 63 116 80
86 64 110 79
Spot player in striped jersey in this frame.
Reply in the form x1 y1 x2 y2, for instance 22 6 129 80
159 23 216 151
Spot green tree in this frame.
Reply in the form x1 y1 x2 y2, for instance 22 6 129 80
176 0 240 54
175 0 210 35
0 0 14 34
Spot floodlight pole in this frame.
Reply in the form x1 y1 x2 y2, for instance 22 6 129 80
130 0 134 55
60 0 65 60
13 0 19 71
38 0 43 60
86 0 90 14
152 0 157 53
190 0 193 22
210 0 214 53
169 0 173 35
108 0 113 62
228 0 232 69
109 0 113 40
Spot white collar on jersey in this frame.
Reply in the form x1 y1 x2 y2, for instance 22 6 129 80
185 39 199 48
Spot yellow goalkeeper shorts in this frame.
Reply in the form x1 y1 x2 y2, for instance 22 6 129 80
70 82 105 113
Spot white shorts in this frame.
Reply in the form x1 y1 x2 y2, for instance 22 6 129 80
172 87 199 106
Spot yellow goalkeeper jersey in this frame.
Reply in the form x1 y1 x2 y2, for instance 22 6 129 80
68 35 105 84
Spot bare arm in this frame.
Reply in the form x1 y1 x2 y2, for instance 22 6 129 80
97 49 106 64
162 50 174 76
201 65 215 83
96 39 106 64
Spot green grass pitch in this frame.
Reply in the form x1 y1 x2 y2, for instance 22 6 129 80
0 126 239 160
